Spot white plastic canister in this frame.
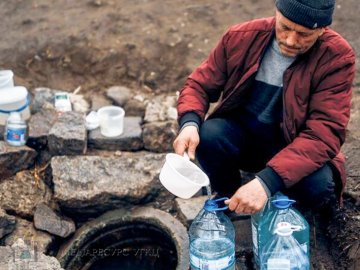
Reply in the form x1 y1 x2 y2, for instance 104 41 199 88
0 86 30 125
0 70 14 89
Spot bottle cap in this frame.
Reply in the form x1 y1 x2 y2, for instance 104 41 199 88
271 195 296 209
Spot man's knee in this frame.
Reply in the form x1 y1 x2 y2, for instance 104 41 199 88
286 164 336 207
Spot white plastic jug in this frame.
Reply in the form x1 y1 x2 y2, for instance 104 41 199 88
0 86 30 125
159 153 210 199
0 70 14 89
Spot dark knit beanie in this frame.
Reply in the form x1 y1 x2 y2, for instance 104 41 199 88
275 0 335 29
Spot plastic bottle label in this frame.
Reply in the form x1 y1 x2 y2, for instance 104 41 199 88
252 223 258 256
190 253 235 270
6 128 26 145
267 258 290 270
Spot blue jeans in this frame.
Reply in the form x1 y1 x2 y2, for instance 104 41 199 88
196 118 336 208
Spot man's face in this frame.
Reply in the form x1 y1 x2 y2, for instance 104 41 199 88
275 10 325 57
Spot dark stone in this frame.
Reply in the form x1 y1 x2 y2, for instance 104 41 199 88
0 208 16 239
34 203 75 238
0 142 37 181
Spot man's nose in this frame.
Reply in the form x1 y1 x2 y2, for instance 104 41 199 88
286 31 297 47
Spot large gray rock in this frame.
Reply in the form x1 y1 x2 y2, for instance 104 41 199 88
0 171 52 219
90 94 112 111
144 95 177 123
48 111 87 156
2 218 55 254
27 109 58 150
0 238 63 270
143 120 178 152
0 141 37 180
0 208 16 239
88 116 144 151
34 203 75 238
106 85 132 106
51 153 165 215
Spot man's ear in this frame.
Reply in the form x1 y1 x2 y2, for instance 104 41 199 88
318 27 325 37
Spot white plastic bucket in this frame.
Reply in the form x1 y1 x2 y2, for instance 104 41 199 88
0 86 31 125
159 153 210 199
97 106 125 137
0 70 14 89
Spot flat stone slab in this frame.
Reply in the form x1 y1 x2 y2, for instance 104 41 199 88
51 153 165 215
88 116 144 151
48 111 87 156
0 142 37 180
0 171 52 219
34 203 75 238
0 238 63 270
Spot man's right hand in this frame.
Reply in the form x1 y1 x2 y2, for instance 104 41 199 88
173 125 200 160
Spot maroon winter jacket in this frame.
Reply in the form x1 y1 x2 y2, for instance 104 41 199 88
177 17 356 200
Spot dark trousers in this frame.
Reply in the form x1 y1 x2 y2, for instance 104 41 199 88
196 118 336 209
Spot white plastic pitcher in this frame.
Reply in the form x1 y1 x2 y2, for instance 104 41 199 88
0 86 30 125
97 106 125 137
0 70 14 89
159 153 210 199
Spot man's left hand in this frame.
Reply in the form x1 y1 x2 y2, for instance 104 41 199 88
225 178 268 214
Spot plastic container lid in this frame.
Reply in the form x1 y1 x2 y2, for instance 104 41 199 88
0 86 28 105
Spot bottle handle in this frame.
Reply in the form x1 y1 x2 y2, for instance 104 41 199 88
214 197 229 211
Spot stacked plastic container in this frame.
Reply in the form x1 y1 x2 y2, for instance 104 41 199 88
0 70 30 125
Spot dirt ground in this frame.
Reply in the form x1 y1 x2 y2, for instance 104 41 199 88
0 0 359 269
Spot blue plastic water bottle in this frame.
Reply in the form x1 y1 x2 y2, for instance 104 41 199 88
252 195 310 268
189 197 236 270
260 222 310 270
